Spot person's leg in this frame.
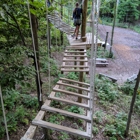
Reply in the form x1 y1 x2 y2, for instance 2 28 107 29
75 25 80 39
72 27 76 37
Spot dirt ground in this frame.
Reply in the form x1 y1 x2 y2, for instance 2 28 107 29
97 24 140 84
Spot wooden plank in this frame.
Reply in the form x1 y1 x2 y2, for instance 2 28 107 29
66 46 86 49
99 73 117 83
57 81 90 92
61 69 89 72
41 105 91 122
20 125 36 140
53 88 90 99
96 62 109 66
60 77 90 86
48 96 90 109
65 50 86 53
61 65 88 68
127 74 137 82
21 110 46 139
96 58 107 62
86 122 92 136
64 55 87 57
63 58 88 62
32 120 90 139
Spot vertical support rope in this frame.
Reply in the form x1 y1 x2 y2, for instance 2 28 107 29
0 86 10 140
27 0 42 102
46 0 51 95
90 0 95 139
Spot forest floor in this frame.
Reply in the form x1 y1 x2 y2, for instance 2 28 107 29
97 24 140 84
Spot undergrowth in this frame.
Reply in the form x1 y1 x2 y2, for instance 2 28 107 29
93 75 140 139
0 89 38 138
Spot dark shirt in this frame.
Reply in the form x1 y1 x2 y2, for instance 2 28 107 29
73 8 82 19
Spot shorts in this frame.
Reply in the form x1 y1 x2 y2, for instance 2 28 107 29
73 19 81 26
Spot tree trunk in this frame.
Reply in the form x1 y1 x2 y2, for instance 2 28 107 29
31 13 43 109
111 0 117 46
125 70 140 137
81 0 88 42
60 0 63 45
110 0 117 56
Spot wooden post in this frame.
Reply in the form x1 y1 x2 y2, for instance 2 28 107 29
110 0 117 56
78 49 84 103
104 32 109 50
125 70 140 137
81 0 88 42
60 1 63 45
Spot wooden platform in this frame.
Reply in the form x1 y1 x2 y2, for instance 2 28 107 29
67 33 103 48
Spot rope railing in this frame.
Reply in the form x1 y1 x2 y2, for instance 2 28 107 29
0 86 10 140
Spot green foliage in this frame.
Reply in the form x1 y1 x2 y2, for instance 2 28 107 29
120 81 135 95
58 132 69 140
87 47 113 59
130 25 140 34
92 126 99 135
104 112 127 139
93 110 105 123
118 0 140 24
65 105 84 114
40 52 60 76
100 0 116 18
66 72 79 80
135 95 140 115
20 94 38 108
95 76 118 102
0 45 35 89
50 100 63 108
0 89 38 138
66 87 77 92
48 114 65 125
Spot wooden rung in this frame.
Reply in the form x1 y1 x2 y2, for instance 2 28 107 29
64 55 87 57
60 78 90 86
53 88 90 99
49 96 90 109
61 65 88 68
63 59 88 62
57 81 90 92
65 50 86 53
61 69 89 72
32 120 90 139
41 105 91 122
66 47 86 50
96 62 109 66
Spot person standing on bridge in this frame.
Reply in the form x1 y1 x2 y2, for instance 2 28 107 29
71 2 82 40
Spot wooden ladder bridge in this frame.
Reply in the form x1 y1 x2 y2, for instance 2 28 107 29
21 11 109 139
21 45 93 140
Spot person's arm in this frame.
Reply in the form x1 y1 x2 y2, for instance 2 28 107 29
73 8 76 19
